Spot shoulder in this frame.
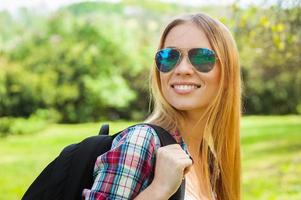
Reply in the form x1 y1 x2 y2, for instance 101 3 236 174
111 124 161 150
85 124 162 199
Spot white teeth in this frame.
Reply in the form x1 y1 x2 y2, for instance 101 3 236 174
173 85 198 90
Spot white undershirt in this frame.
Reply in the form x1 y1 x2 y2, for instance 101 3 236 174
185 192 197 200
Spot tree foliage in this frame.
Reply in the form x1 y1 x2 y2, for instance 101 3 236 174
228 1 301 114
0 1 300 124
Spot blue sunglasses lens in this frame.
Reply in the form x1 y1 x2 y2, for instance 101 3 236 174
188 48 216 73
155 48 180 73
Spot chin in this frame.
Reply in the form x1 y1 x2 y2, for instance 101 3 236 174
169 100 208 113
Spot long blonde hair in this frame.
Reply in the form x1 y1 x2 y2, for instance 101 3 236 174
145 13 242 200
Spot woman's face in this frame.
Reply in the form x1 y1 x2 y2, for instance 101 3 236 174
160 22 221 117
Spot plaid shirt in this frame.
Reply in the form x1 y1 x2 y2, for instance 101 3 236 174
83 124 189 200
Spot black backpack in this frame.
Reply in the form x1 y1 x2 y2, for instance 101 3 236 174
22 123 185 200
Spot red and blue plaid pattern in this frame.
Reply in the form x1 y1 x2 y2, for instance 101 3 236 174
83 124 188 200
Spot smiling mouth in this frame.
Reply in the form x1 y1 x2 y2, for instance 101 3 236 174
171 84 201 94
170 84 201 94
171 84 201 89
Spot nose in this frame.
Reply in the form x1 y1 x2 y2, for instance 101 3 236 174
174 56 195 76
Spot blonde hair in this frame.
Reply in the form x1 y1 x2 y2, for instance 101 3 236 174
145 13 242 200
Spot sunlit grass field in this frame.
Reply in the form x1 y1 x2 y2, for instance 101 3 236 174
0 116 300 200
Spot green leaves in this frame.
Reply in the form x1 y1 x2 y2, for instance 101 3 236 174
0 7 143 122
231 4 301 114
0 1 300 123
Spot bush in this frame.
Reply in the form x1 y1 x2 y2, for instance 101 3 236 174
0 109 60 137
9 117 47 136
0 117 13 137
30 108 62 123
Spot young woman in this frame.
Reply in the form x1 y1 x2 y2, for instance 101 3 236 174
83 12 241 200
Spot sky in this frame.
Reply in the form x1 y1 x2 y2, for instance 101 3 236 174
0 0 282 13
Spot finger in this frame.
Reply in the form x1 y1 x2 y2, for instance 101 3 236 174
164 144 182 150
181 160 193 178
184 165 192 175
177 154 191 159
180 158 193 169
168 147 190 155
177 151 192 158
160 148 189 157
156 144 181 153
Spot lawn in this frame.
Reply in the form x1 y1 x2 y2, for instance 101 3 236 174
0 116 300 200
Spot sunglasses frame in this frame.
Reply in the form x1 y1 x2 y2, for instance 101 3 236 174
155 47 219 73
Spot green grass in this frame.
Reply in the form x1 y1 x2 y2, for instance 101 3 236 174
241 116 301 200
0 116 300 200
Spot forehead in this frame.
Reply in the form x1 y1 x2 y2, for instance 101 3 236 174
163 22 212 49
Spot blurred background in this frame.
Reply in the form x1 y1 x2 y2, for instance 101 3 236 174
0 0 300 199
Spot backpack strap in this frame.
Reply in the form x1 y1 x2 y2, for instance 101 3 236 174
98 123 109 135
143 123 179 145
141 123 186 200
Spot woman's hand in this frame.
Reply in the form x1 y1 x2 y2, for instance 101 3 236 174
152 144 193 198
